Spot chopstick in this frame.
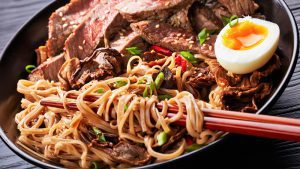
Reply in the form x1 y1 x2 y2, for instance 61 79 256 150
40 95 300 142
66 93 300 127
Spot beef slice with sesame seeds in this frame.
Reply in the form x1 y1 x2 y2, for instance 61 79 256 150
36 0 102 63
131 20 215 57
65 0 128 61
116 0 195 22
110 28 148 55
29 53 65 82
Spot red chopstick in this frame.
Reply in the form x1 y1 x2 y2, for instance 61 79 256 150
40 96 300 142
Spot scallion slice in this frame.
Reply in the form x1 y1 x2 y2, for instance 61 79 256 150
155 72 165 89
91 161 100 169
157 131 168 146
92 127 106 142
25 65 36 73
180 51 199 64
97 88 104 94
186 144 203 152
198 28 208 45
229 15 239 27
115 81 127 88
158 94 172 101
126 47 142 55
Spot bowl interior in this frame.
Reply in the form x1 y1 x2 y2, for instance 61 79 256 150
0 0 298 168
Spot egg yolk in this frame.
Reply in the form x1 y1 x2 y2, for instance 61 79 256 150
222 21 269 50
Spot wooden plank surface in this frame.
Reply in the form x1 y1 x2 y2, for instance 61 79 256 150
0 0 300 168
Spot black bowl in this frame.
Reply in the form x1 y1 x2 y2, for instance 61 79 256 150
0 0 298 168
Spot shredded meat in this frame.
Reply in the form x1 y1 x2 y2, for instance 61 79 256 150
217 0 259 16
102 141 152 166
59 48 123 89
189 2 223 32
206 55 281 112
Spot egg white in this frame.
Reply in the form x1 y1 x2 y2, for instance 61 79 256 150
215 17 280 74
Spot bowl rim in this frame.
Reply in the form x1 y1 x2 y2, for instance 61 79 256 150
0 0 299 168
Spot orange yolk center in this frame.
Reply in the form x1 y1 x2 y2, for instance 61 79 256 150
222 21 268 50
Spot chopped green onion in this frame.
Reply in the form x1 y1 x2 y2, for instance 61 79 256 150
99 134 106 142
158 94 172 101
229 15 238 27
92 127 106 142
157 131 168 146
92 127 101 135
25 65 36 73
126 47 142 55
186 144 203 153
124 105 129 111
91 161 100 169
143 86 148 98
143 81 156 98
198 28 208 45
155 72 164 89
137 78 147 84
221 16 231 26
149 81 156 96
180 51 199 64
97 88 104 94
115 81 127 88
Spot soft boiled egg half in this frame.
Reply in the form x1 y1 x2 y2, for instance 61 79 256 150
215 17 280 74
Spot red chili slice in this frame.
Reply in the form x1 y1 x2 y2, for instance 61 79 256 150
175 54 187 72
185 136 194 146
151 45 173 56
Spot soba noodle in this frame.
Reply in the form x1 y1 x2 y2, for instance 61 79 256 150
15 55 219 168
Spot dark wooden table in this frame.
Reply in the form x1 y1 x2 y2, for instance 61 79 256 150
0 0 300 169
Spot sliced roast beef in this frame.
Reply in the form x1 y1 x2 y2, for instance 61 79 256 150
59 48 123 89
168 6 193 31
211 2 231 20
110 28 148 55
37 0 101 62
116 0 195 22
65 0 127 60
217 0 259 16
189 2 223 32
29 53 65 82
131 21 215 57
103 141 152 166
187 63 215 89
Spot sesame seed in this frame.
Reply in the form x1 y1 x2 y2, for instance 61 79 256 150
83 40 86 45
177 33 182 37
58 12 63 17
155 24 160 28
80 12 85 16
79 46 83 50
209 46 213 50
189 45 193 49
165 1 170 6
62 17 66 21
70 21 75 25
189 41 195 44
62 23 68 28
174 40 178 44
73 25 78 29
